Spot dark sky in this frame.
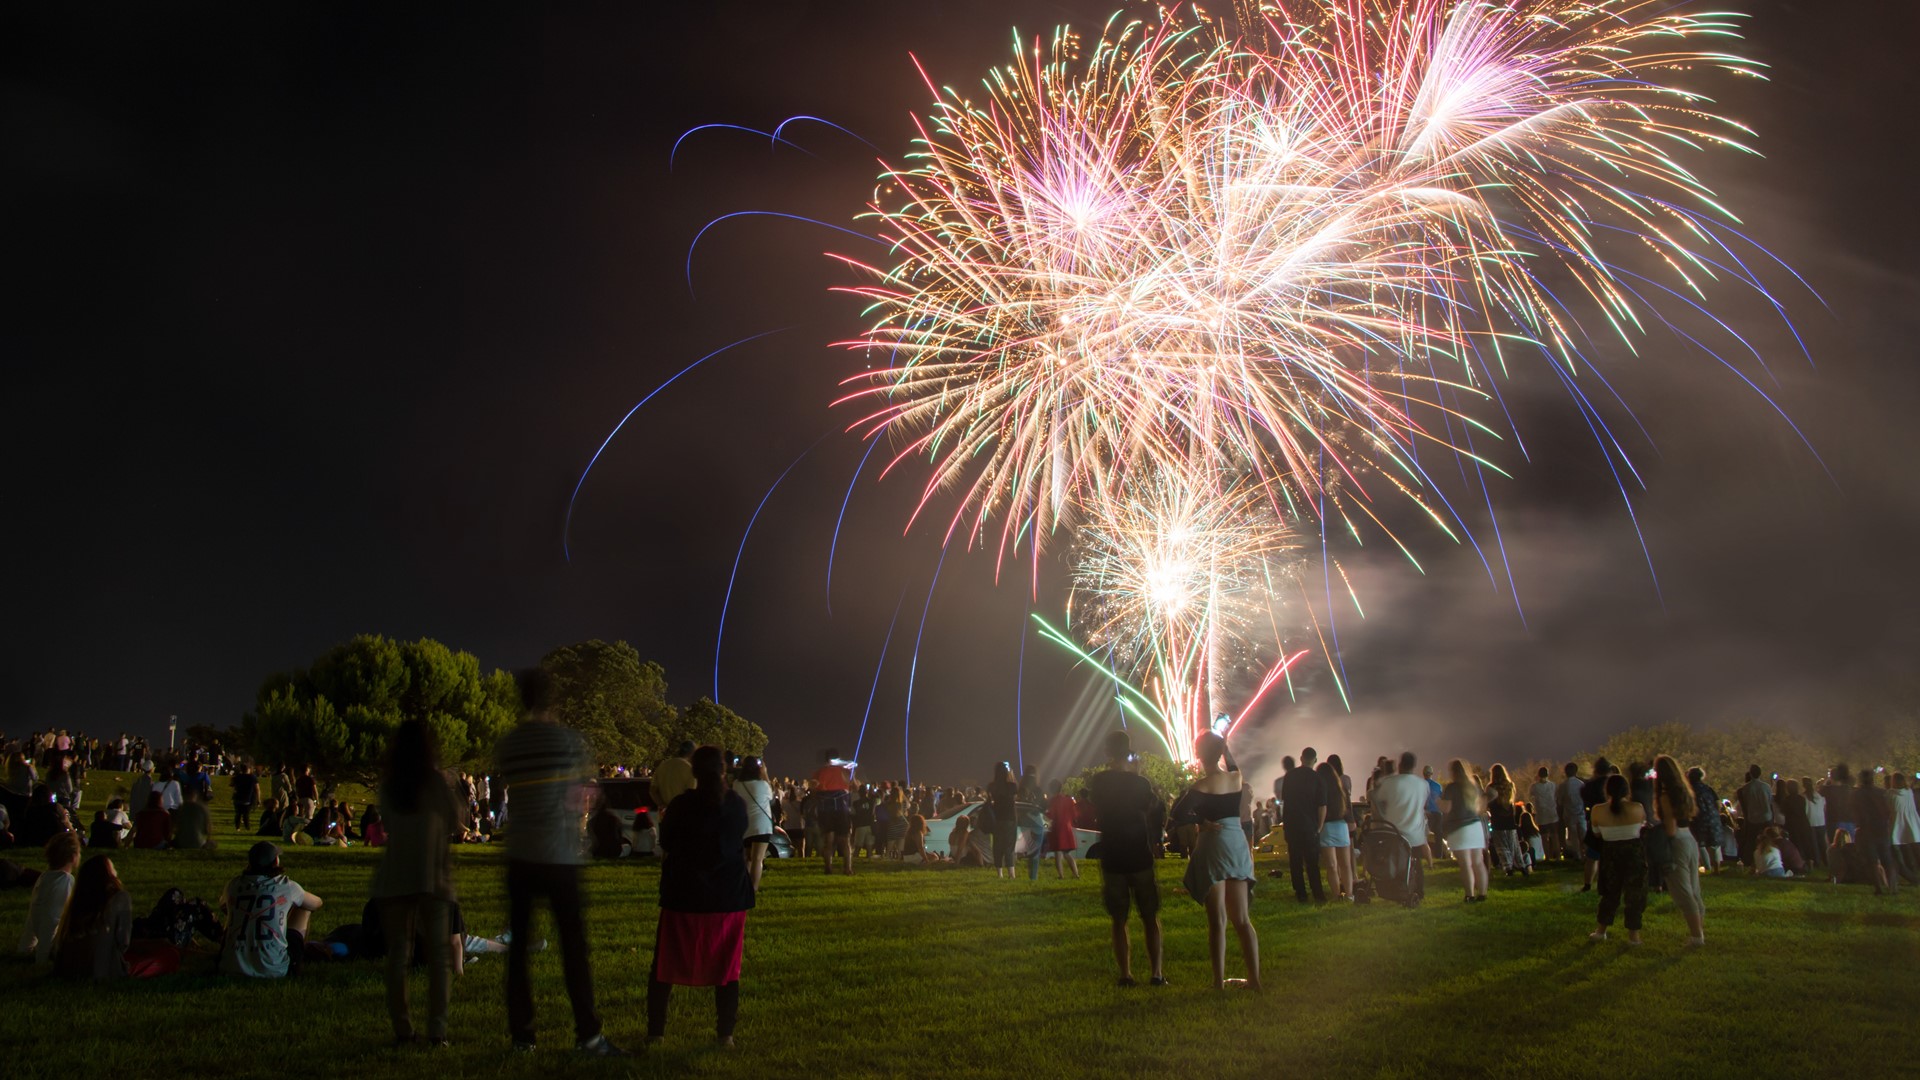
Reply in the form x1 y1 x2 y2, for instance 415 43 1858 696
6 1 1917 785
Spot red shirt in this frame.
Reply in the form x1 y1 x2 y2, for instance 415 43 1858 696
133 809 171 849
813 765 851 793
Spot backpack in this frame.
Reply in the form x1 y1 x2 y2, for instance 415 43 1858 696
133 887 223 947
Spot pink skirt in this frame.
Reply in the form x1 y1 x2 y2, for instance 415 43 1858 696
654 910 746 987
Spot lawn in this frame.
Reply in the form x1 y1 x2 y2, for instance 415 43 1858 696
2 772 1914 1080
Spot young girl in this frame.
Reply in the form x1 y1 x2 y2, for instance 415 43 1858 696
1752 826 1791 879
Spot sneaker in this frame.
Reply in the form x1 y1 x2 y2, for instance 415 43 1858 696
576 1034 629 1057
1587 930 1608 942
511 1041 536 1054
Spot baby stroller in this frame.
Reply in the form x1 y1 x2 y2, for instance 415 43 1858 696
1359 820 1423 908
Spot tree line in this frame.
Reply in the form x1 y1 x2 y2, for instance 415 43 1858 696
239 635 766 781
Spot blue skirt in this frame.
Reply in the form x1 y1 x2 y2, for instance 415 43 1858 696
1318 819 1351 848
1184 817 1257 904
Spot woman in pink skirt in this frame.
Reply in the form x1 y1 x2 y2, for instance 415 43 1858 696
1044 782 1080 879
650 745 755 1047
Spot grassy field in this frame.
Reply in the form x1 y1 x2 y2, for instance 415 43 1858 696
2 772 1914 1080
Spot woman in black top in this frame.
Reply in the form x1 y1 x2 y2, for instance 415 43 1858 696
651 745 756 1046
986 762 1019 879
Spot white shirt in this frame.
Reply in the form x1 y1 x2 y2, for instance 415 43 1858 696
1755 846 1784 875
221 874 309 979
19 869 74 963
155 779 183 812
1370 773 1428 847
1529 781 1560 824
1804 792 1826 828
738 779 775 837
1894 789 1920 846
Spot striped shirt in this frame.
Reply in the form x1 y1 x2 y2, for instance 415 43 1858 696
494 721 592 866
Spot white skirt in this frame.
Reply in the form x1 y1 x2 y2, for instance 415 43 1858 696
1447 823 1486 851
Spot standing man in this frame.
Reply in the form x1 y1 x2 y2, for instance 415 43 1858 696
813 750 856 876
1279 751 1326 903
1736 765 1773 867
494 668 625 1057
1086 730 1165 987
294 766 319 820
1529 766 1562 863
1558 762 1586 866
651 742 695 820
1368 752 1429 899
231 763 260 831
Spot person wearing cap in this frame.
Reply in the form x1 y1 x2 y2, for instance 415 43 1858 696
219 840 323 979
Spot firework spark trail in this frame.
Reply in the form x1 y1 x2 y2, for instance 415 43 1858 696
814 0 1803 759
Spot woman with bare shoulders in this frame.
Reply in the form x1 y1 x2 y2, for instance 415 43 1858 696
1589 773 1648 945
1173 733 1260 990
1653 755 1706 946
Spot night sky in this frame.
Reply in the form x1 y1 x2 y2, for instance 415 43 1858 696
6 1 1917 785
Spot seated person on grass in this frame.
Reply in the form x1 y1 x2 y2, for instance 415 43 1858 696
255 797 285 838
171 787 217 851
219 841 323 978
52 855 181 980
131 793 171 850
87 810 124 850
17 831 82 963
103 799 132 843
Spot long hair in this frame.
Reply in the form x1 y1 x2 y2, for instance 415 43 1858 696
691 745 726 806
1488 763 1513 805
1653 755 1696 825
56 855 123 943
1801 776 1818 803
1605 773 1630 814
381 719 441 816
1448 759 1480 811
993 761 1012 785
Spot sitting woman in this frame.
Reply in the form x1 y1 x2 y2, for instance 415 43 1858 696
51 855 179 979
87 810 123 850
361 805 387 848
901 814 942 865
256 797 286 838
1828 831 1871 885
1752 826 1791 879
947 815 989 867
588 800 630 859
130 793 171 850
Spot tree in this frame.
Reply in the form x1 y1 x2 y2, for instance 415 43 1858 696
540 640 675 768
668 697 769 759
242 634 518 782
1064 750 1194 801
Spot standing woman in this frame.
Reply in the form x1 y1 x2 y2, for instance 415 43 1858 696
369 719 460 1048
1174 732 1260 990
1781 780 1816 872
1314 761 1354 900
1800 776 1827 868
1653 756 1706 947
734 757 775 892
1486 764 1524 876
650 745 755 1047
1044 782 1080 879
1440 760 1489 902
1589 774 1649 944
986 763 1020 880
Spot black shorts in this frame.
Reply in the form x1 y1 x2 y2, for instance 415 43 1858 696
1099 865 1160 921
745 833 772 845
818 795 852 834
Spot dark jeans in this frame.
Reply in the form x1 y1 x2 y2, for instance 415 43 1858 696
507 860 601 1044
234 802 254 830
1736 821 1763 866
647 957 739 1039
1810 825 1830 866
1598 838 1648 931
1285 827 1324 901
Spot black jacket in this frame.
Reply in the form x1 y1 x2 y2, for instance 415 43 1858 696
660 790 755 914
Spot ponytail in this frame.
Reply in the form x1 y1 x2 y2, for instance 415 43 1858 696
1605 773 1629 814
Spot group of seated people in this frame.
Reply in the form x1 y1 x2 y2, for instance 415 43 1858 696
14 831 532 982
248 797 383 847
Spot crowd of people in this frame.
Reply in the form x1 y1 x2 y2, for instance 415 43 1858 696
7 712 1918 1046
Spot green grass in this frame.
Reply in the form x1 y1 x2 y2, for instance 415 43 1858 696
3 772 1915 1079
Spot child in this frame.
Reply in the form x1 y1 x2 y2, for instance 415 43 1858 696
1517 801 1544 871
